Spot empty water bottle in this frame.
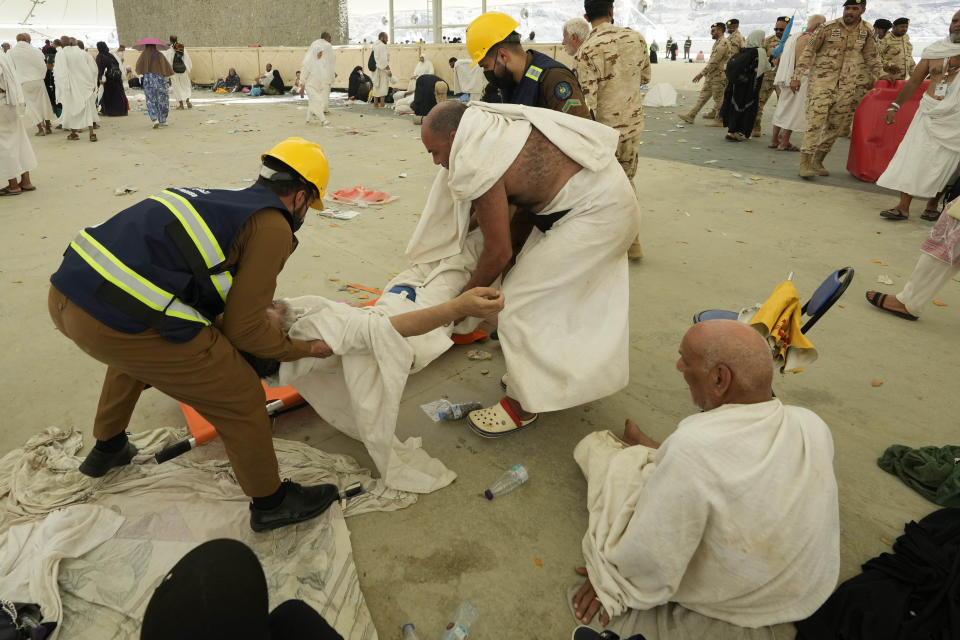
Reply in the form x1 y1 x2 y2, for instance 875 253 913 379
440 600 479 639
438 401 483 421
401 622 419 640
484 464 529 500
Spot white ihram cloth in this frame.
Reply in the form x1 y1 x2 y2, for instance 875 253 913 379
0 53 37 181
574 400 839 631
877 77 960 197
453 58 484 97
163 48 192 101
302 39 335 121
277 244 485 494
415 102 639 411
413 59 434 77
54 46 97 130
9 41 55 126
772 34 806 131
372 41 390 97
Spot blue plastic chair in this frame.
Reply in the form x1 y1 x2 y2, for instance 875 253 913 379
692 267 855 334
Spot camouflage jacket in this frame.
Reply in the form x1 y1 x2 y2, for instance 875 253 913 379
793 18 882 91
877 34 916 80
576 22 651 139
727 30 746 55
704 37 732 78
761 34 781 77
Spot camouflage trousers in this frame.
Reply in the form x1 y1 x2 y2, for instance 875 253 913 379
841 82 873 134
755 72 778 131
616 131 643 184
689 74 726 118
801 87 856 155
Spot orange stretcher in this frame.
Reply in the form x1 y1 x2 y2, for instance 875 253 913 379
154 382 307 463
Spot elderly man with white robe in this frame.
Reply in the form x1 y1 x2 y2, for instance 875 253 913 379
9 33 55 136
53 36 98 142
419 101 640 436
450 57 485 102
0 51 38 195
300 32 336 125
570 319 840 640
875 11 960 222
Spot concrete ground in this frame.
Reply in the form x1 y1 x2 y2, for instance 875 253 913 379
2 60 957 638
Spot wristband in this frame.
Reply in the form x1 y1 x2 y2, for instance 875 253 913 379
889 102 901 111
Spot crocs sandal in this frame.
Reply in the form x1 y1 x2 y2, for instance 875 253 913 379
467 398 538 438
499 372 510 390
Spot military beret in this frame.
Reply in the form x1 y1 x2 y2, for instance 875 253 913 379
726 19 739 26
843 0 865 6
874 19 893 29
893 17 910 26
711 22 726 30
776 16 789 23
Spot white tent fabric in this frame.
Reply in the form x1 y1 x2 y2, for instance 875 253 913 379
0 0 116 46
643 83 677 108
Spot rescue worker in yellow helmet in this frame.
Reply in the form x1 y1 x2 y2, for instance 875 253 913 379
48 137 343 532
467 11 592 118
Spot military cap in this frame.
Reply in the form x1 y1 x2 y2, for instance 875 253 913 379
893 17 909 26
843 0 865 6
711 22 726 30
873 19 893 29
776 16 789 22
726 19 739 26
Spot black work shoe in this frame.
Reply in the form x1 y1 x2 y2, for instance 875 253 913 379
249 481 340 532
78 441 139 478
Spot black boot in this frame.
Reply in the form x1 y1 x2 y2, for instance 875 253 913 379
78 441 138 477
249 480 340 532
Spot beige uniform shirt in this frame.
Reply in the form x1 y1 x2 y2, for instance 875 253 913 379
576 22 651 140
727 30 745 55
761 34 781 78
877 34 916 80
793 18 882 92
704 37 732 78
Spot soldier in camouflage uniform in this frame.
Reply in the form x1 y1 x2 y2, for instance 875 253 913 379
726 19 745 55
679 22 730 125
878 18 915 80
577 0 651 259
753 16 788 137
791 0 884 178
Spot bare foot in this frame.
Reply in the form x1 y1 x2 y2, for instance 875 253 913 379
623 419 661 449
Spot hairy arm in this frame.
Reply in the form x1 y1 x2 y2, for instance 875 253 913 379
387 287 504 337
460 178 513 292
885 58 931 124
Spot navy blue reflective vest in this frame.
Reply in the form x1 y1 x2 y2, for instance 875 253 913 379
509 50 572 107
51 184 293 343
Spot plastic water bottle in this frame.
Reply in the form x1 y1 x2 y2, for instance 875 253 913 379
484 464 529 500
401 622 419 640
438 401 483 421
440 601 479 639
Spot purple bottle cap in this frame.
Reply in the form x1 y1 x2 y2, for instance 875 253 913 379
484 489 494 500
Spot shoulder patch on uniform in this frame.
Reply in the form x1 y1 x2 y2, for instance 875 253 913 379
554 81 573 100
562 98 581 113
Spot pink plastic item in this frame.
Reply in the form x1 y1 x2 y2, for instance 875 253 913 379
847 79 930 183
330 186 396 205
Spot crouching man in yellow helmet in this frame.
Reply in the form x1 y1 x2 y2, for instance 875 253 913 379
47 137 504 531
467 11 592 118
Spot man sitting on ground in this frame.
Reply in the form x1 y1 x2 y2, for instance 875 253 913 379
419 101 639 436
570 319 840 638
256 63 284 95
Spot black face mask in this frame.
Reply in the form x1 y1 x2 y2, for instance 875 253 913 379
484 62 518 96
290 195 309 232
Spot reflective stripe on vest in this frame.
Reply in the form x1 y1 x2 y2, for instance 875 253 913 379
150 190 234 301
525 65 543 82
69 230 211 326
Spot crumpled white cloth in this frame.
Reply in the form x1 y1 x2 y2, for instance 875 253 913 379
278 296 458 494
9 41 48 84
0 504 123 633
921 37 960 60
0 427 396 639
574 401 840 627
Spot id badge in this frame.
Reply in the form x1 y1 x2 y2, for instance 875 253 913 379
935 81 949 99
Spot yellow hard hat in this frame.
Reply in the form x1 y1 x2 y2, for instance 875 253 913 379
466 11 520 66
261 137 330 210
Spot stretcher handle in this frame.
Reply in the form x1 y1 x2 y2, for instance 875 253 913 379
154 437 196 464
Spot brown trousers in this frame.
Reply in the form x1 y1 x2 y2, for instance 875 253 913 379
48 285 281 497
